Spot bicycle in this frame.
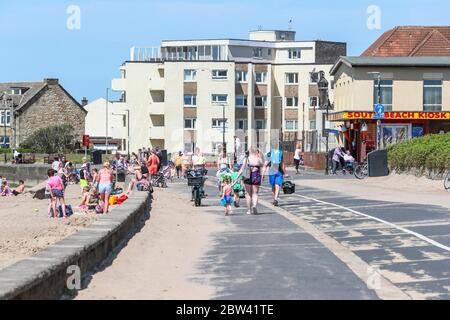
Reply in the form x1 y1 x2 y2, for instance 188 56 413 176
187 168 207 207
354 161 369 180
444 171 450 190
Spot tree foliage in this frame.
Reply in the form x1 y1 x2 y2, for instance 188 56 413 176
20 124 77 154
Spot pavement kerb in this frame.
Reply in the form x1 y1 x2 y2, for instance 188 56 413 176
0 191 152 300
258 198 412 300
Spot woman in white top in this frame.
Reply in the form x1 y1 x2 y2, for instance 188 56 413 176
293 143 303 174
217 151 231 170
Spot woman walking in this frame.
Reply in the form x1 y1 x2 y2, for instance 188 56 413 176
97 162 114 214
293 143 303 175
233 147 264 215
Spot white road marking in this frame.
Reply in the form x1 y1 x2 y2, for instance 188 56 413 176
284 191 450 252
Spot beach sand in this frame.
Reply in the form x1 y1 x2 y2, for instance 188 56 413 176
0 184 97 270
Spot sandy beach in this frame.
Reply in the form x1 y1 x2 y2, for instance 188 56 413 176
0 184 98 270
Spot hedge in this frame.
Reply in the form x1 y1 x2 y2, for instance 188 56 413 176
387 133 450 174
0 148 34 154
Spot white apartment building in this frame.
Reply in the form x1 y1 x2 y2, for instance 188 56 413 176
111 30 346 155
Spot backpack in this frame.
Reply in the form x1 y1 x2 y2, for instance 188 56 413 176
271 149 283 165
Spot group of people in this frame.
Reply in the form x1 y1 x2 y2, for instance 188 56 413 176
0 175 25 197
215 146 288 216
331 146 356 175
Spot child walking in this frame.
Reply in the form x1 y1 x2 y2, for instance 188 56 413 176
231 164 243 207
220 177 233 216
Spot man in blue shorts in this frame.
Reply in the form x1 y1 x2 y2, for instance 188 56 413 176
264 147 287 207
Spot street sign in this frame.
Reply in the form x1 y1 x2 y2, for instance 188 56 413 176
373 104 385 119
82 135 90 147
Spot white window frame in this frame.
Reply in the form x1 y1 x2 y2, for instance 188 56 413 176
9 88 23 95
288 48 301 60
255 119 266 130
285 73 299 84
236 70 248 83
255 72 267 84
184 118 197 130
184 94 197 107
285 120 298 131
212 94 228 105
309 120 316 130
236 119 248 130
212 69 228 80
0 110 11 126
236 95 248 108
423 79 443 111
285 97 299 108
212 118 229 129
254 96 267 108
184 69 197 82
309 96 319 109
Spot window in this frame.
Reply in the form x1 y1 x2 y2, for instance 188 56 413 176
253 47 263 58
184 95 197 106
373 80 393 111
212 94 228 104
184 69 197 82
285 97 299 108
285 73 298 84
236 70 248 82
310 72 320 83
212 70 228 80
288 48 301 59
236 119 248 130
255 72 267 84
212 118 228 129
0 110 11 126
285 120 298 131
184 118 196 129
255 96 267 108
0 136 10 148
309 120 316 130
268 49 272 56
236 95 248 107
423 80 442 111
309 96 319 108
9 88 26 95
255 119 266 130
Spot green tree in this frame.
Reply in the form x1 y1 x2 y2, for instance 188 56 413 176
20 124 77 154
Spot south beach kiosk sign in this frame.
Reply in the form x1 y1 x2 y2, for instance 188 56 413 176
341 111 450 120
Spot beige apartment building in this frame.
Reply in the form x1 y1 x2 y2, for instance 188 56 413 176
110 30 346 155
330 56 450 161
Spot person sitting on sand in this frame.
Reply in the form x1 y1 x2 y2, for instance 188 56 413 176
12 180 25 196
79 186 91 212
0 180 13 197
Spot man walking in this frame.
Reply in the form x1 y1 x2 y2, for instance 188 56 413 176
264 147 287 207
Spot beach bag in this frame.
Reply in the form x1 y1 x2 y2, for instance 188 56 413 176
95 204 103 214
58 205 73 217
282 181 295 194
238 189 245 199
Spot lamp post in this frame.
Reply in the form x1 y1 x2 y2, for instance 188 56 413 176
317 71 331 175
105 88 110 155
368 72 382 150
220 103 227 155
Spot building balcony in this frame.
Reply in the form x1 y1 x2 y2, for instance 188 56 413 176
149 102 165 115
149 126 165 139
112 78 126 91
149 77 164 91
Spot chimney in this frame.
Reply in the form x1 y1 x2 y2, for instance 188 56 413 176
81 97 88 106
44 78 59 85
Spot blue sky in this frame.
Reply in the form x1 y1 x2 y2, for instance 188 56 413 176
1 0 449 101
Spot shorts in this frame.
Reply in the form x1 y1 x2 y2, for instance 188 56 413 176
52 189 64 198
220 195 233 206
269 172 284 187
244 170 262 186
98 183 113 194
80 179 89 188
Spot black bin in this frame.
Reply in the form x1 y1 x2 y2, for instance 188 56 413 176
367 149 389 177
91 150 102 165
116 170 126 182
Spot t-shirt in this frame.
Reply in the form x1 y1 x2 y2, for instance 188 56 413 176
51 161 61 172
47 176 64 190
141 165 149 175
231 172 242 190
294 149 302 160
192 155 206 166
175 155 183 167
